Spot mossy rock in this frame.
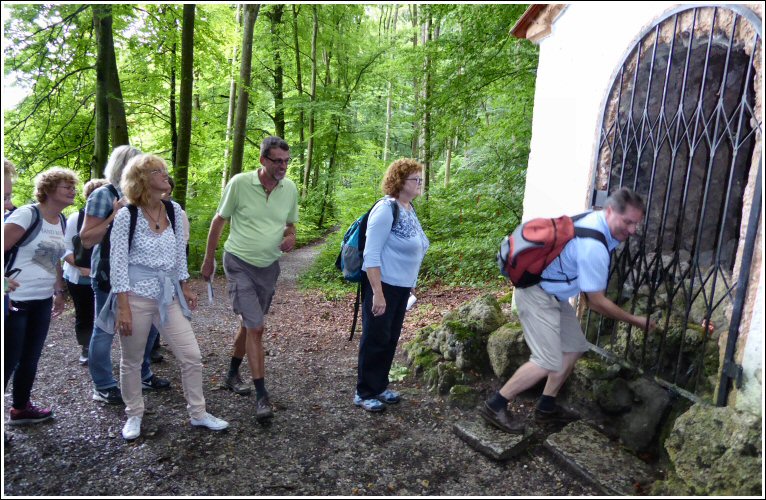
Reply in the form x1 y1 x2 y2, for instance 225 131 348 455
448 384 479 409
486 322 529 379
442 294 505 336
664 404 762 495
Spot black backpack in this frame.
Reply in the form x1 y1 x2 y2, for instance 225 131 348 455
93 185 121 292
126 201 176 252
4 204 66 273
71 209 93 268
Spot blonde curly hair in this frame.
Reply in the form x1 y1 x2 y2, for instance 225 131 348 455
121 154 167 207
381 158 423 197
34 167 79 203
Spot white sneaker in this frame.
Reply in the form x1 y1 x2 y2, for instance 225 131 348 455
190 412 229 431
122 416 142 440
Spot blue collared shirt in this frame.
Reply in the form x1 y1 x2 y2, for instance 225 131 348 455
84 184 121 274
539 210 620 301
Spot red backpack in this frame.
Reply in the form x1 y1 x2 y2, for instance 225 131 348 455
497 213 608 288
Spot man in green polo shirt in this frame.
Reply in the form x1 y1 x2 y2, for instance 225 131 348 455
201 136 298 421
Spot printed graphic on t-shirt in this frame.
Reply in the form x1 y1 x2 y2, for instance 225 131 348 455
391 210 419 239
32 233 65 274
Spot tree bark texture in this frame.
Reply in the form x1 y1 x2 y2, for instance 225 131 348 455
302 5 318 198
92 5 110 177
174 4 195 209
230 4 260 178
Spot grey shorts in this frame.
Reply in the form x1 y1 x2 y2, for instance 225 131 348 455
223 251 280 329
514 284 590 372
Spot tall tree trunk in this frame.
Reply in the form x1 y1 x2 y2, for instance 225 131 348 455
169 40 178 169
222 4 242 189
302 5 318 198
382 5 398 164
317 117 341 228
311 44 332 189
174 4 195 210
268 5 285 138
292 5 305 170
445 136 456 187
94 5 129 149
410 4 419 159
230 4 260 178
423 10 432 201
92 5 110 177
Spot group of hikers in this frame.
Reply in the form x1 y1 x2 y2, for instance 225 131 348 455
4 134 654 441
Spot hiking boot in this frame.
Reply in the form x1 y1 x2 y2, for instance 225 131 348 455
376 389 401 404
223 373 252 396
534 404 580 424
142 375 171 391
478 402 526 434
122 416 142 440
190 412 230 431
354 393 385 412
79 347 89 366
255 395 274 420
93 386 124 404
8 402 54 425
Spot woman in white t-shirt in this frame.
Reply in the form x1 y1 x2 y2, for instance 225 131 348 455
4 167 78 426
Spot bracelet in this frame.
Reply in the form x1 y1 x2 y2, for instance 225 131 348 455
54 289 67 296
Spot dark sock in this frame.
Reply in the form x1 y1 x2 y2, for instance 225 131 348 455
254 378 267 399
228 357 243 378
487 391 509 412
537 395 556 412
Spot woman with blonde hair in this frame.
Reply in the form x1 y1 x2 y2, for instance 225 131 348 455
96 153 229 440
354 159 430 412
4 167 78 425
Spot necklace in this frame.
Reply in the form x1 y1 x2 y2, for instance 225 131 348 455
144 203 164 230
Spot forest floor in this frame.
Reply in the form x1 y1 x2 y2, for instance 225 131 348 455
3 241 598 496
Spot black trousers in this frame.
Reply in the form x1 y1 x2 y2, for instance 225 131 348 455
356 272 410 399
4 298 53 408
67 281 95 348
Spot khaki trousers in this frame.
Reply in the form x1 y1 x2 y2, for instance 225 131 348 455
119 295 206 419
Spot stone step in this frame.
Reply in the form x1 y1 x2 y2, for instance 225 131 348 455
544 420 657 495
453 418 535 461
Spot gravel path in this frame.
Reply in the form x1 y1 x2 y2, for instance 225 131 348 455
3 242 597 496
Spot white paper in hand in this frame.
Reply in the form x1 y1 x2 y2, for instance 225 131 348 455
207 259 216 305
406 293 417 311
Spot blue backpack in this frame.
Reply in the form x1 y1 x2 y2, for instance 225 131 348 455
335 198 399 340
335 198 399 282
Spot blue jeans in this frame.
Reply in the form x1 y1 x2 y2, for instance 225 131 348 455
356 274 410 399
4 297 53 408
88 284 157 390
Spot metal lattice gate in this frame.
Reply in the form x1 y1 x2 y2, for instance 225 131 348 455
584 5 762 403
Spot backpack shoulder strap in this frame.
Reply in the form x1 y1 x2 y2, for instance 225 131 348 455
4 204 42 271
127 204 138 252
571 211 608 250
390 199 400 228
76 209 85 232
574 227 608 250
107 184 119 199
59 213 66 234
162 199 177 233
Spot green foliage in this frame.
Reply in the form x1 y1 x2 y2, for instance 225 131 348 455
388 362 410 383
5 4 537 292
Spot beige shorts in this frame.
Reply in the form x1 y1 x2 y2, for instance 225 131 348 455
514 284 590 372
223 251 280 329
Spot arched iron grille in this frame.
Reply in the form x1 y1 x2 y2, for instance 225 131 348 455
584 6 762 403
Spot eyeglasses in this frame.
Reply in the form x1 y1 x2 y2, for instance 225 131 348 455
150 169 169 177
264 155 291 166
406 177 423 186
57 185 77 192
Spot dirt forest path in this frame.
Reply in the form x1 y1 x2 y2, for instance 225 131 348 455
3 242 597 496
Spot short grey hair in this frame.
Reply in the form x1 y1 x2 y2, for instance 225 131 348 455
104 145 142 187
260 136 289 157
604 187 646 215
